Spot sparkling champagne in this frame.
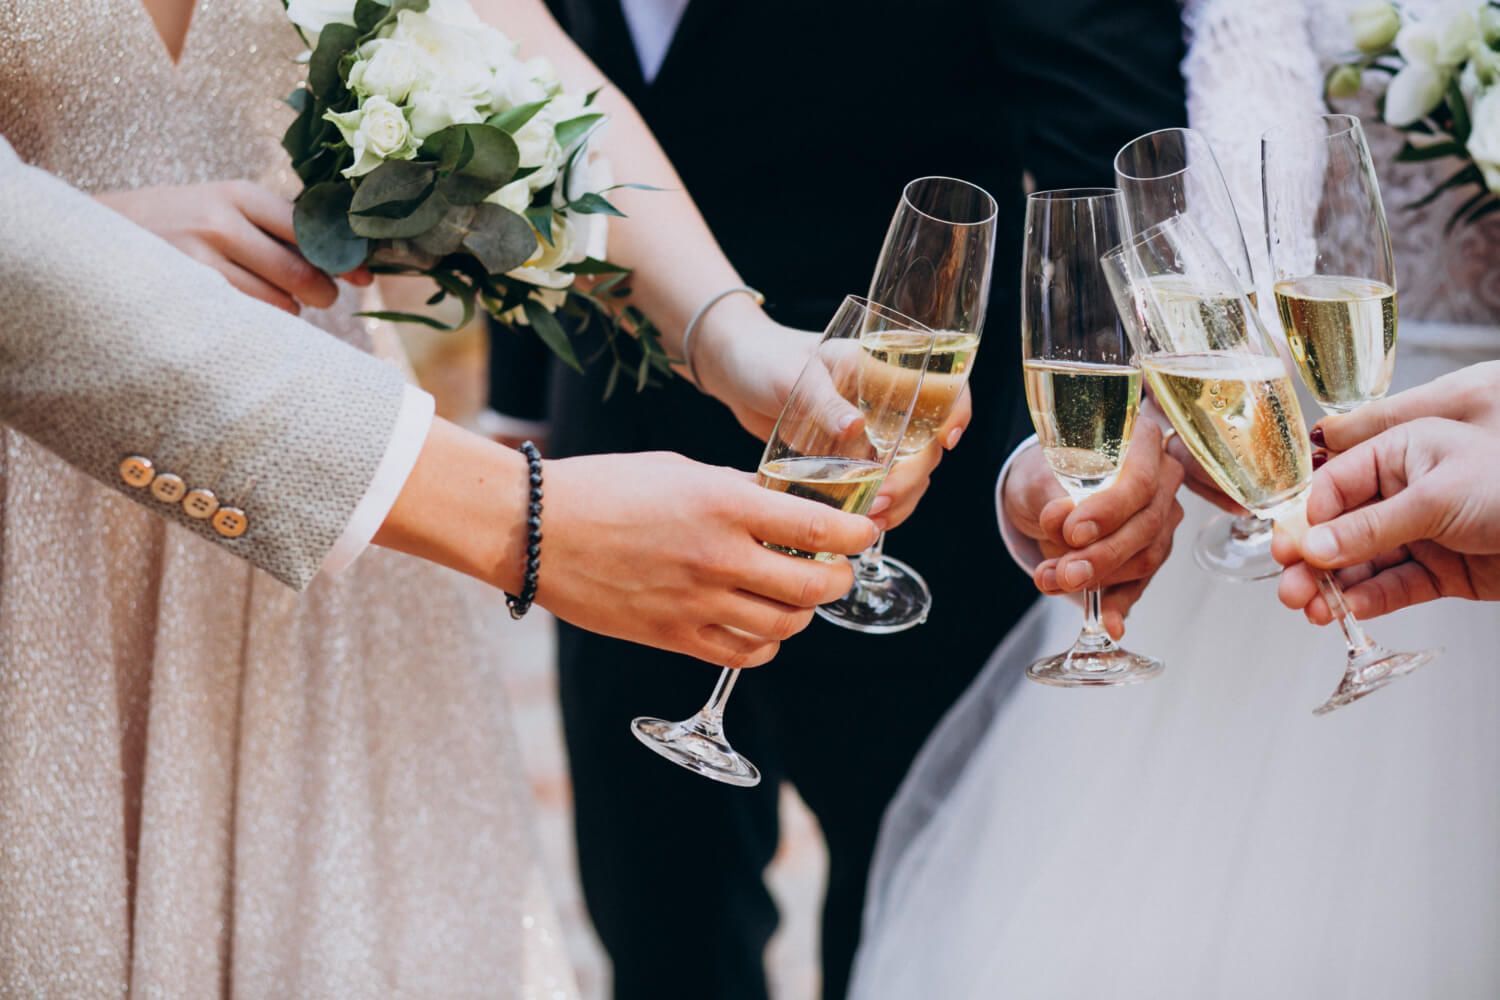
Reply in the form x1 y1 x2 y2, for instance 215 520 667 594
756 456 886 559
859 331 980 455
1138 274 1259 352
1022 359 1143 500
1141 352 1312 517
1273 275 1397 412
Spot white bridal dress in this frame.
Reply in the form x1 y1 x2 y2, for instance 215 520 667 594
0 2 577 996
852 1 1500 997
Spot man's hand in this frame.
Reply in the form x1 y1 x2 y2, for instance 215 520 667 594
1002 419 1185 638
1272 417 1500 622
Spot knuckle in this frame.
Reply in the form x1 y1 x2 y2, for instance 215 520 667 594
777 608 814 640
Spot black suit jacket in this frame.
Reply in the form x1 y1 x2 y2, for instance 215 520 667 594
498 0 1186 673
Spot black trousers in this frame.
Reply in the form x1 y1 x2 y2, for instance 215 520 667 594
557 588 1023 999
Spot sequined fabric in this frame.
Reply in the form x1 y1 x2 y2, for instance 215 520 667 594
0 2 577 996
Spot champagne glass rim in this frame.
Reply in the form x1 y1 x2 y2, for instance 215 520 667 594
1028 186 1122 203
1112 126 1219 184
899 175 999 226
1261 112 1363 145
841 294 934 335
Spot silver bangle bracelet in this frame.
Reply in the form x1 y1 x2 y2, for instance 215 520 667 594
680 285 765 388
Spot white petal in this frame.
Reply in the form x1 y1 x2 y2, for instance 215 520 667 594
1384 63 1448 126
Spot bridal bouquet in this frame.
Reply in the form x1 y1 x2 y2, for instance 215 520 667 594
281 0 670 391
1327 2 1500 230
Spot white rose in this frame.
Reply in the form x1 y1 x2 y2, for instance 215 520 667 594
526 56 563 96
513 110 563 191
1466 87 1500 194
406 88 485 139
485 179 533 215
388 10 492 102
563 152 612 264
1349 3 1401 53
348 38 422 103
326 96 417 177
286 0 355 37
509 214 576 289
423 0 484 26
489 57 550 110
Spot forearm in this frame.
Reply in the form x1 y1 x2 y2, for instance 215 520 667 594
372 417 531 595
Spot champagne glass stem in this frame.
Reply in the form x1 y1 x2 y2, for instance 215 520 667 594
1313 569 1379 662
1075 587 1115 652
1230 515 1271 544
854 532 891 583
699 666 740 722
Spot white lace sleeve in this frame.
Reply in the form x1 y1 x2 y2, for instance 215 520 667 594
1181 0 1325 294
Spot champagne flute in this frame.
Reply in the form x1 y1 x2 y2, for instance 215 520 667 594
630 296 935 785
1102 214 1438 715
816 177 997 634
1020 188 1163 687
1262 114 1398 414
1115 127 1282 582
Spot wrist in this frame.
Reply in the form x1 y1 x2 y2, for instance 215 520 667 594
372 418 531 594
685 290 768 402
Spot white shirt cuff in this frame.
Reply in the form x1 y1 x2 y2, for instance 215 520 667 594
318 383 435 577
994 434 1045 575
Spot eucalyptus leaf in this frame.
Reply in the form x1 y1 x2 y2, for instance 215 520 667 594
523 299 584 373
309 22 359 96
437 125 520 203
408 200 476 257
353 0 390 32
284 88 311 113
350 161 437 218
567 192 625 217
461 203 539 273
554 113 604 151
525 205 554 244
487 99 550 134
293 181 368 274
281 90 320 164
349 186 448 238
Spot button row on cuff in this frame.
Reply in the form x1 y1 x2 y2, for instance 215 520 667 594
118 456 248 539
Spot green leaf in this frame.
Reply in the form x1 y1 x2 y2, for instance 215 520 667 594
602 362 621 399
1404 163 1483 210
1449 76 1472 143
1463 196 1500 225
600 182 669 193
407 200 477 257
284 88 311 113
461 203 540 273
349 187 448 238
566 192 625 217
356 309 454 330
349 160 436 218
486 99 551 134
353 0 390 32
293 181 369 274
1396 139 1466 162
558 257 628 275
1445 186 1493 233
293 144 342 184
525 205 553 244
584 86 603 106
429 124 520 203
354 0 427 44
308 22 360 96
554 113 604 151
281 89 321 165
523 299 584 373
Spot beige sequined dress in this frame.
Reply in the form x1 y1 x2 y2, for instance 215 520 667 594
0 2 577 997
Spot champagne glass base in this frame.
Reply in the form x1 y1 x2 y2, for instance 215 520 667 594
629 716 761 787
1193 513 1280 582
1312 647 1442 716
1027 648 1164 688
815 556 932 634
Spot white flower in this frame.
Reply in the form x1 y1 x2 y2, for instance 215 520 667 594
1384 61 1448 126
326 97 418 177
1484 5 1500 46
1349 3 1401 53
388 10 492 101
348 38 422 103
563 151 612 263
508 214 577 289
286 0 355 37
513 110 564 191
1466 87 1500 193
1384 5 1483 126
485 179 533 215
406 88 485 139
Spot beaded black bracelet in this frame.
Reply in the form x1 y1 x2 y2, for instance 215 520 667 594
506 440 543 620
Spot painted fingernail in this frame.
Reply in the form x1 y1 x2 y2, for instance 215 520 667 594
1303 526 1337 562
946 426 964 449
868 495 892 516
1309 425 1326 448
1311 450 1328 470
1062 560 1093 588
1072 521 1100 545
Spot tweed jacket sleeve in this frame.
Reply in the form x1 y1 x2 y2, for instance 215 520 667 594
0 137 410 591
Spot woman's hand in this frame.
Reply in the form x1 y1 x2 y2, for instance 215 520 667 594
1001 419 1186 638
96 180 369 314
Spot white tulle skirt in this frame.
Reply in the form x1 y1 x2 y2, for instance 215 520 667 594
852 325 1500 999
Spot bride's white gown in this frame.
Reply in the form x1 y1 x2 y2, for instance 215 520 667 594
852 2 1500 997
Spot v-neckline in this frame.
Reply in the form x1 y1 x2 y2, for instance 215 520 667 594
137 0 201 68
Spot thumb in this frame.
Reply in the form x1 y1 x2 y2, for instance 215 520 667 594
1300 488 1438 570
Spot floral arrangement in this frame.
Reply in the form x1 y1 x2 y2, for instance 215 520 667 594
282 0 670 392
1327 2 1500 230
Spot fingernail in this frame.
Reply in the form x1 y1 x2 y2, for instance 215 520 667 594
1062 560 1093 588
1311 450 1328 470
1072 521 1100 545
1040 567 1059 591
868 495 892 516
1309 425 1326 448
1304 526 1337 562
946 426 964 449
